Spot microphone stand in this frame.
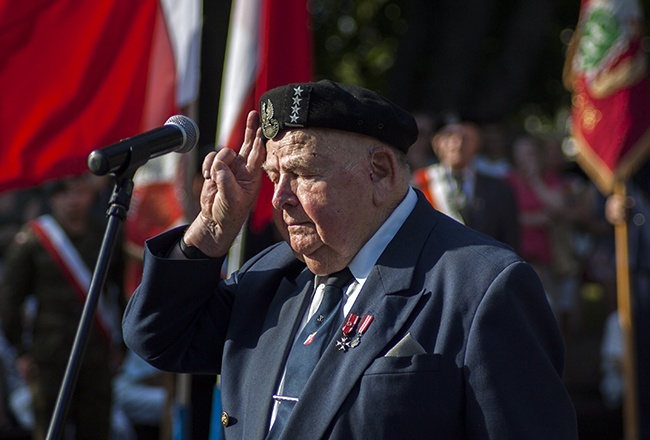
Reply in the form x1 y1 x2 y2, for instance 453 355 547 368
46 152 145 439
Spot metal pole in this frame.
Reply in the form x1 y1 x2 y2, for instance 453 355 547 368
46 173 134 440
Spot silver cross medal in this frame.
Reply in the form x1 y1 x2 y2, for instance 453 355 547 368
336 313 359 352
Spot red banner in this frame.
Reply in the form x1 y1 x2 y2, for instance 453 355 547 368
566 0 650 194
0 0 183 193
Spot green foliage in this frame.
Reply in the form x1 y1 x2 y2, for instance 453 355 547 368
308 1 650 132
310 0 406 92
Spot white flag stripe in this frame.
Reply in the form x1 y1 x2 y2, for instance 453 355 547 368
159 0 203 107
216 0 261 149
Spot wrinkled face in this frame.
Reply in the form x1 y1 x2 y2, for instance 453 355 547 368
264 129 380 275
432 123 481 171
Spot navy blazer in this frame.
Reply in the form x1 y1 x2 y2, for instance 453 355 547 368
123 192 577 439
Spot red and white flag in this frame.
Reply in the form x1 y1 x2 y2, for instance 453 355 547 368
124 0 202 294
216 0 313 237
0 0 200 193
566 0 650 194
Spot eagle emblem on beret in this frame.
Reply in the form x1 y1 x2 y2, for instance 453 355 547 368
261 99 280 139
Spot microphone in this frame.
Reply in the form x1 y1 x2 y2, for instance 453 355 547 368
87 115 199 176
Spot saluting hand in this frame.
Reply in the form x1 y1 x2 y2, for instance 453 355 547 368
184 111 265 257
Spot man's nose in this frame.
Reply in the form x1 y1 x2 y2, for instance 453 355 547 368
272 175 297 209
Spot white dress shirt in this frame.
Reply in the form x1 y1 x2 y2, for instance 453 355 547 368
270 187 417 426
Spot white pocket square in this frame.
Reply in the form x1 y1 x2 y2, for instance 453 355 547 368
385 332 427 357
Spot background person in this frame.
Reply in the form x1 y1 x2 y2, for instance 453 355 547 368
412 117 520 252
0 175 124 440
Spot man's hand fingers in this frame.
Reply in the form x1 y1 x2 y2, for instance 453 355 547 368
202 151 217 179
239 110 261 160
247 127 265 173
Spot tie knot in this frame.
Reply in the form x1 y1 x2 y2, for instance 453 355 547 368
325 267 354 290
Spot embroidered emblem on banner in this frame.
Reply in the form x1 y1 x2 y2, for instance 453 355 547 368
261 99 280 139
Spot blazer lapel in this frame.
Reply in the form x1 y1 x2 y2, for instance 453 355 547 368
280 269 424 439
280 194 439 439
241 267 314 440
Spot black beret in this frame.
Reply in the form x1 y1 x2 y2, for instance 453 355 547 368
259 80 418 152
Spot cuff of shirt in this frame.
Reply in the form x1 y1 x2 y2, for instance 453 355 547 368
172 235 210 259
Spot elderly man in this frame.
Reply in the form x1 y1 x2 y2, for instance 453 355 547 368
412 118 520 252
123 80 577 439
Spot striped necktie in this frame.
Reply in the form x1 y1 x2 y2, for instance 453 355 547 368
267 267 354 439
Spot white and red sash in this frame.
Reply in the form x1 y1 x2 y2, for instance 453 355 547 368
29 215 121 347
412 165 466 224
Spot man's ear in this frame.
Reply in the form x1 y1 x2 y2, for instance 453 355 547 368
369 147 398 205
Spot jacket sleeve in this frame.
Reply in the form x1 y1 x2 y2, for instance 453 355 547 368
122 227 232 374
463 260 578 439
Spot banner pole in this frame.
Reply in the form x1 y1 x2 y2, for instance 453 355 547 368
613 180 640 440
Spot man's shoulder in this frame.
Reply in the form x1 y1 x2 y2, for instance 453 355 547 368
419 205 519 258
393 194 518 266
240 241 304 276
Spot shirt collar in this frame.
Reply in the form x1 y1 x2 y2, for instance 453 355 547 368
347 187 417 284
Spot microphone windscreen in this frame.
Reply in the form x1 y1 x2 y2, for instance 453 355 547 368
166 115 199 153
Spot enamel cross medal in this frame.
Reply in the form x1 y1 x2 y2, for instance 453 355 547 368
336 313 359 352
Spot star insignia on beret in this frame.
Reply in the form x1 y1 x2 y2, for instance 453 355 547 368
288 86 304 126
261 99 280 139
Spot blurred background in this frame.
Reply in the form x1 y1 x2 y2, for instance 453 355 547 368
2 0 650 439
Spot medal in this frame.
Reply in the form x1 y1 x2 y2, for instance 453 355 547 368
336 313 359 352
349 314 374 349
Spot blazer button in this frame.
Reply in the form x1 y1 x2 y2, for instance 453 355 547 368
221 411 230 427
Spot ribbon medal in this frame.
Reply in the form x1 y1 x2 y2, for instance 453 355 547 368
336 313 359 352
349 314 374 349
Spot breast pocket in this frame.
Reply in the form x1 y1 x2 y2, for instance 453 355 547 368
353 353 448 438
364 352 441 375
362 353 442 408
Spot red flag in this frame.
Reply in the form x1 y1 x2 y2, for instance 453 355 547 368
216 0 313 234
0 0 190 193
566 0 650 194
122 0 201 295
565 3 649 437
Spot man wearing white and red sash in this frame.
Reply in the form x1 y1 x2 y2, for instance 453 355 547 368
412 119 520 253
0 175 124 440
